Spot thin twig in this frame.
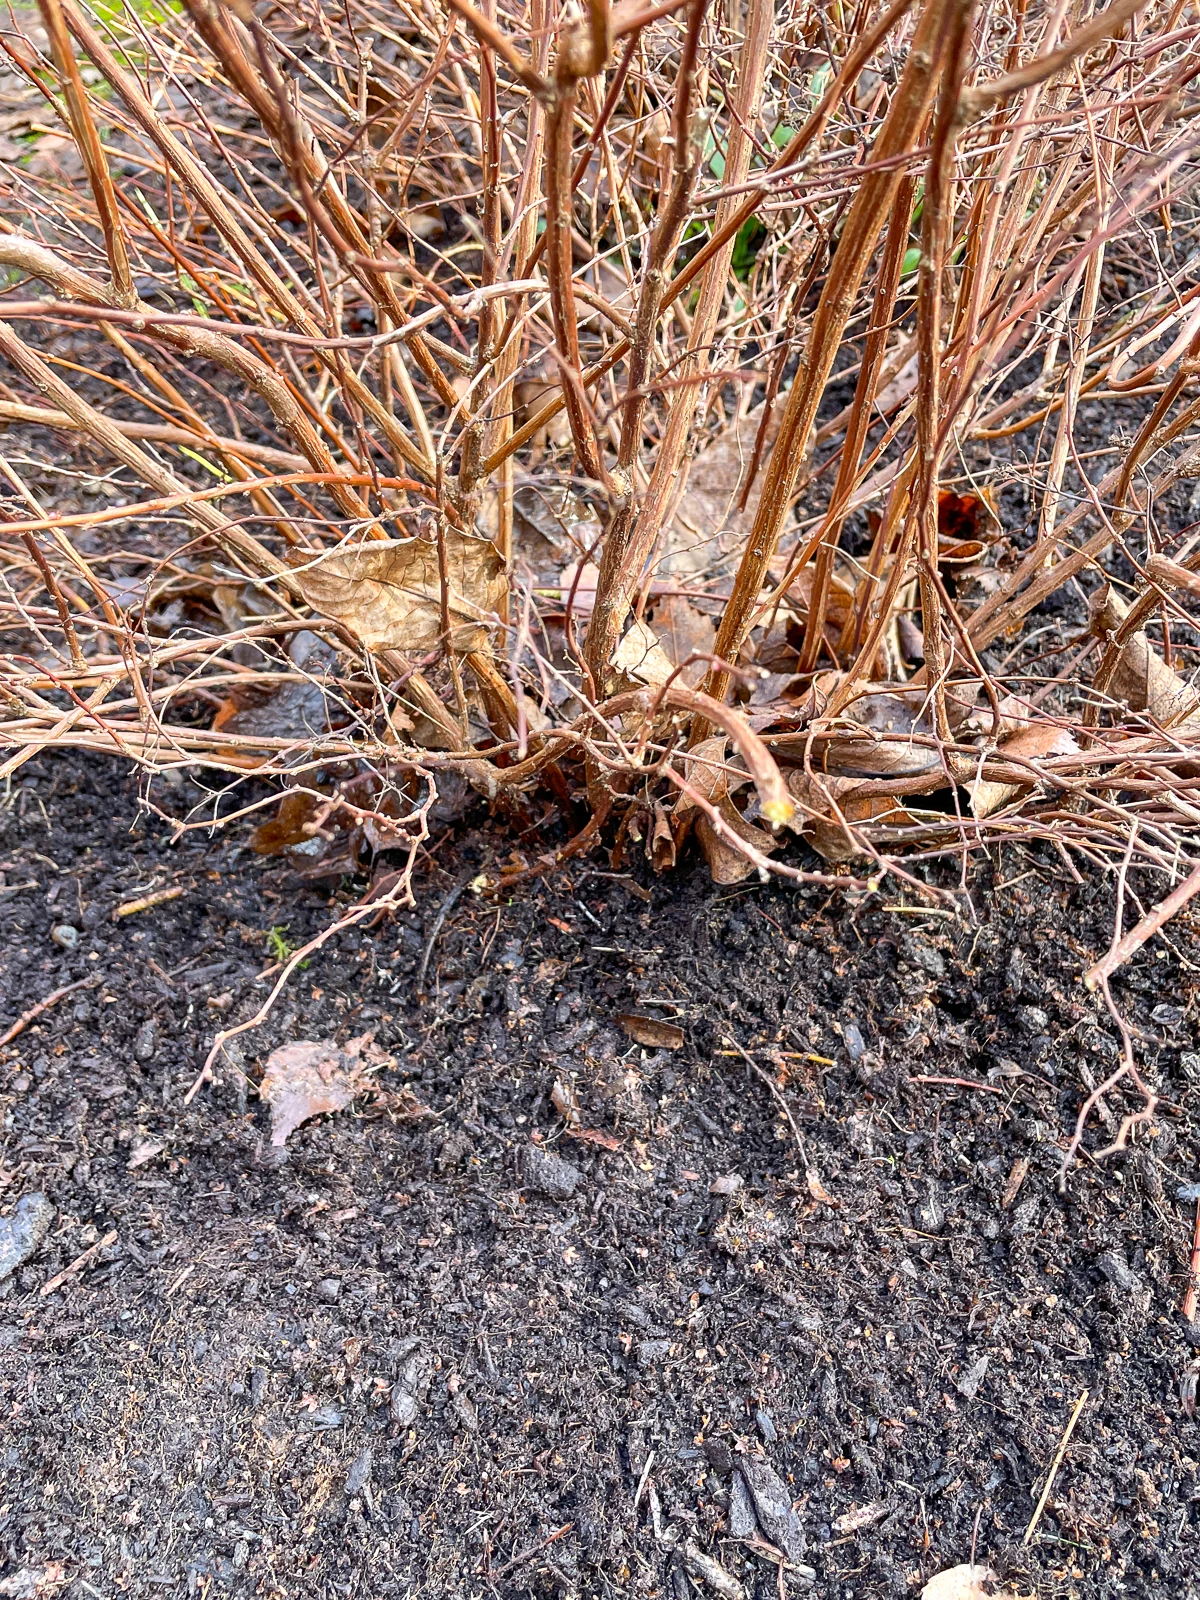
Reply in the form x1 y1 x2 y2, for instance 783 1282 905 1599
1023 1389 1089 1545
0 972 102 1048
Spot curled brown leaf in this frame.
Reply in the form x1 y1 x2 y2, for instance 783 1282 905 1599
291 534 506 655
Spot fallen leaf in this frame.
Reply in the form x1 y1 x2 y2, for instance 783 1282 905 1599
696 795 781 883
937 487 997 552
259 1038 373 1147
566 1126 624 1151
127 1139 166 1171
873 348 918 412
1090 584 1200 729
806 1166 838 1206
787 769 914 862
612 618 675 688
551 1076 582 1126
667 401 784 581
673 736 751 817
832 1500 887 1534
648 591 716 686
970 719 1080 818
249 790 321 854
651 800 676 872
618 1013 685 1050
291 534 505 655
921 1566 1018 1600
220 631 339 742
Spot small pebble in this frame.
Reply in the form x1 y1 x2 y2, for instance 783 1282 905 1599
390 1388 418 1427
956 1353 989 1401
755 1408 778 1444
523 1144 580 1200
134 1020 157 1062
843 1022 865 1062
316 1278 341 1303
51 924 78 951
1097 1250 1140 1293
709 1173 743 1196
1176 1182 1200 1203
636 1338 670 1366
345 1446 373 1496
0 1193 55 1282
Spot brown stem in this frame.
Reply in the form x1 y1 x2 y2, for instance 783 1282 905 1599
37 0 135 308
699 0 956 721
544 75 607 484
912 0 977 743
584 0 709 684
800 174 918 672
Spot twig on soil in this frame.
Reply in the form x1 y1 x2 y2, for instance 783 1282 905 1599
1023 1387 1089 1545
487 1521 574 1579
725 1038 810 1167
633 1450 656 1513
186 861 420 1103
681 1540 747 1600
39 1228 117 1297
1059 972 1161 1185
909 1075 1003 1093
1001 1156 1030 1210
416 871 475 995
1084 864 1200 990
0 972 101 1048
112 884 185 919
1182 1199 1200 1324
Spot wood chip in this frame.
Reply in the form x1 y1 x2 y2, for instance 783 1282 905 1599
617 1013 685 1050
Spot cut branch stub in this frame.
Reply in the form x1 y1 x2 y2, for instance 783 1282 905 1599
290 534 507 655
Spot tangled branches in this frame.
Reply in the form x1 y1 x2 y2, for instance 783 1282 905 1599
0 0 1197 933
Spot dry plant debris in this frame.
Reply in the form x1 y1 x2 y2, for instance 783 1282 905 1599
258 1034 377 1147
920 1568 1020 1600
0 0 1199 1147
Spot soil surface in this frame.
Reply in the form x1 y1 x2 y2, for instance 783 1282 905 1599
1 753 1199 1600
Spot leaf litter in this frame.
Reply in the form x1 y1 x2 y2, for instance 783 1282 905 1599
258 1033 412 1148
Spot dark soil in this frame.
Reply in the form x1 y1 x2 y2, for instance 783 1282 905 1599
1 753 1199 1600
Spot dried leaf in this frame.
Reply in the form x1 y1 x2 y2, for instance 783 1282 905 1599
1090 585 1200 728
674 735 752 819
249 790 321 854
921 1566 1018 1600
937 487 997 552
259 1037 374 1147
566 1126 624 1151
612 619 675 688
874 348 918 412
618 1013 685 1050
821 688 946 777
787 769 914 862
291 534 505 655
969 720 1080 818
648 591 716 686
221 631 339 741
832 1500 887 1534
651 800 676 872
127 1139 166 1171
695 795 781 884
668 402 784 580
785 565 856 640
551 1077 582 1126
806 1166 838 1206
